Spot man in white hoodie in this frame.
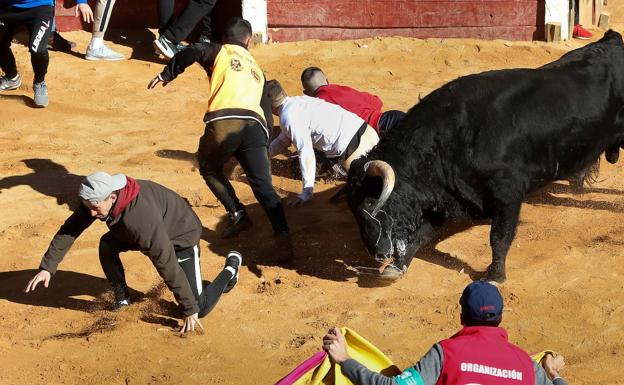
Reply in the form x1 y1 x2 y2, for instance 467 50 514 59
267 79 379 206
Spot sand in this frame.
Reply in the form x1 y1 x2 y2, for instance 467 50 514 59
1 9 624 385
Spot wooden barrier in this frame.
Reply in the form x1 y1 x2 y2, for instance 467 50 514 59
56 0 546 41
267 0 546 41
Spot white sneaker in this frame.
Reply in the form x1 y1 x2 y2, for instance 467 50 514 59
33 81 49 108
85 44 124 61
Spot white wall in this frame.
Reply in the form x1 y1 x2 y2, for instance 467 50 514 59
242 0 268 43
545 0 570 40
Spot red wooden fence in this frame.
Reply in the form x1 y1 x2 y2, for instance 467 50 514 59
267 0 546 41
55 0 546 41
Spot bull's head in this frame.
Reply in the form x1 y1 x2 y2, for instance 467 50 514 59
347 158 438 281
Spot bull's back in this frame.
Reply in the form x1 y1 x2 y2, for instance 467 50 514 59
410 53 624 192
472 65 620 177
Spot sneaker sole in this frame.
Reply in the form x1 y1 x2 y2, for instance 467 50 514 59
227 251 243 269
0 85 21 91
85 55 124 61
153 39 175 59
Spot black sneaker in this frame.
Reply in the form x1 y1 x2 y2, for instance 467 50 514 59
153 35 178 59
223 251 242 293
197 35 211 44
274 231 295 264
111 283 130 310
113 298 130 311
221 210 252 238
48 31 76 52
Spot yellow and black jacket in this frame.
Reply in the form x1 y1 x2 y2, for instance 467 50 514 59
160 41 272 138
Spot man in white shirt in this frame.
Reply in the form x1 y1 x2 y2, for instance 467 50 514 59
267 80 380 206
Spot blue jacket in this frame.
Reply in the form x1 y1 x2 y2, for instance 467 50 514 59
3 0 86 8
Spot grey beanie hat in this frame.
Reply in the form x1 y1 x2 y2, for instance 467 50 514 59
78 172 127 204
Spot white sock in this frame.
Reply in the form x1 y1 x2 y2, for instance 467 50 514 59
89 37 104 50
225 266 236 277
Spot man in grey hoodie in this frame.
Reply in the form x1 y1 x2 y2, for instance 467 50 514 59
24 171 241 333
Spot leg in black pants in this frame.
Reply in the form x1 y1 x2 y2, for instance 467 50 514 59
0 4 52 83
99 232 132 303
26 6 53 84
162 0 216 44
157 0 175 35
236 122 289 234
197 119 246 214
377 110 406 137
0 11 19 80
175 245 235 318
197 119 289 235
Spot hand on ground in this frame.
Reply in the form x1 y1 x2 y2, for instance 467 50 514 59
24 270 51 293
180 313 204 334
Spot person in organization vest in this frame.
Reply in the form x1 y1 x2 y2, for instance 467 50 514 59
321 281 568 385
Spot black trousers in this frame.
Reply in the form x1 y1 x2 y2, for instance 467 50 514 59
197 119 289 234
0 4 53 83
378 110 406 136
161 0 216 43
98 232 231 318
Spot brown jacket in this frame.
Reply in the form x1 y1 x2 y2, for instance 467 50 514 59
40 180 202 316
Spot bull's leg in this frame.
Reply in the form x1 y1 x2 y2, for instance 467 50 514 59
486 201 522 283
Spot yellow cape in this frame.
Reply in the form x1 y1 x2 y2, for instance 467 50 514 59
289 327 401 385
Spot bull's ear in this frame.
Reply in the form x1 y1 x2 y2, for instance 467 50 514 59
347 158 369 188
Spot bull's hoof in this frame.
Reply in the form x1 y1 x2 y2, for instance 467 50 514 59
484 269 506 284
379 265 404 281
606 147 620 164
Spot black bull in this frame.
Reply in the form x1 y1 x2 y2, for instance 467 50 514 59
346 30 624 283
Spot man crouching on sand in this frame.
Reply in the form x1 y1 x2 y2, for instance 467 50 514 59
24 171 242 334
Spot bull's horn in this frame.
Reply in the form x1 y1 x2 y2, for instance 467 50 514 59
364 160 395 215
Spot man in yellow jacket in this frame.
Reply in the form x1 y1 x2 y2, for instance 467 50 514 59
148 17 293 262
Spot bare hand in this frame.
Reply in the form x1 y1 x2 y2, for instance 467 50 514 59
542 353 565 380
147 74 169 89
24 270 51 293
75 3 94 23
180 313 204 334
322 327 350 363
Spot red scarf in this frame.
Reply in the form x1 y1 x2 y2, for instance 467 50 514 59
111 177 140 217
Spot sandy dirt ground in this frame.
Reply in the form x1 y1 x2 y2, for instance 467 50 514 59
2 7 624 385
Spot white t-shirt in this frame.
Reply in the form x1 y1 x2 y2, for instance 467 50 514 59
269 95 365 189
